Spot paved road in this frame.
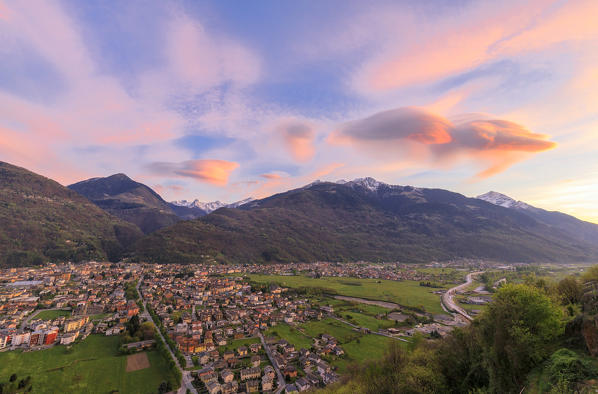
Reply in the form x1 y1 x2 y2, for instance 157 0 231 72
137 276 197 394
258 332 285 394
441 271 484 321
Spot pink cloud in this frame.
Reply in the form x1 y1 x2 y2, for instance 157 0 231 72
331 107 555 179
166 15 260 91
148 159 239 186
275 118 316 162
352 0 598 95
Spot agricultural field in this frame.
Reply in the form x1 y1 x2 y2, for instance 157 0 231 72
0 335 178 394
34 309 72 320
247 274 446 314
265 319 407 374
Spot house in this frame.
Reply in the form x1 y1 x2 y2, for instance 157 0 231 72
262 375 274 391
206 381 221 394
264 365 275 379
245 379 259 393
223 350 235 361
249 342 261 353
285 383 299 393
240 367 261 381
237 345 248 357
295 377 311 392
250 355 261 367
284 365 297 379
221 369 234 384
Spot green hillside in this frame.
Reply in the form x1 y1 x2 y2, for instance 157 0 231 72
133 180 598 264
0 162 143 266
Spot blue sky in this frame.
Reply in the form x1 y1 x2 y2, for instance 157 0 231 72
0 0 597 222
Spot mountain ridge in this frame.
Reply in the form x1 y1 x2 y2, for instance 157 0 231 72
133 179 598 264
0 162 143 266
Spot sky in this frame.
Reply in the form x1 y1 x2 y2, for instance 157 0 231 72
1 0 597 222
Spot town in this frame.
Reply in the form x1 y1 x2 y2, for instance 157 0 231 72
1 260 571 393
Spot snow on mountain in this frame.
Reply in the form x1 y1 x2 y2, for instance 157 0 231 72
477 191 532 210
171 198 254 213
343 177 387 191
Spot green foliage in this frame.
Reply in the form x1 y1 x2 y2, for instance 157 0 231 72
556 276 582 305
478 284 564 392
544 348 597 389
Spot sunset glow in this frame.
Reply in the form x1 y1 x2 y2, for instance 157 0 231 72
0 0 596 221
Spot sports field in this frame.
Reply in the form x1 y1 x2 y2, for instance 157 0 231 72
247 274 446 314
34 309 72 320
0 335 178 393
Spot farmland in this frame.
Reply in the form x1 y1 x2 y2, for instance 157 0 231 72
0 335 178 393
246 274 446 314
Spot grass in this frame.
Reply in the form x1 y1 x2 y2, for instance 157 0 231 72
248 274 446 314
265 318 408 375
219 337 260 353
265 323 312 350
0 335 178 393
34 309 71 320
339 311 396 331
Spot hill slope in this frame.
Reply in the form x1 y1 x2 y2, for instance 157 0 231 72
0 162 143 266
478 191 598 245
68 174 203 233
133 178 598 264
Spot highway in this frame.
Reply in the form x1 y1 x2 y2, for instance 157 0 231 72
441 271 484 321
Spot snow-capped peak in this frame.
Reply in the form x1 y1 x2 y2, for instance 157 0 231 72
344 177 387 192
477 191 531 210
171 198 254 213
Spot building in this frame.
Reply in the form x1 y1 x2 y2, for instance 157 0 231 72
240 367 261 381
43 327 59 345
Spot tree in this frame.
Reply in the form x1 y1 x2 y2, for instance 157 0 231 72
557 276 582 305
9 374 16 382
127 315 140 336
477 284 563 393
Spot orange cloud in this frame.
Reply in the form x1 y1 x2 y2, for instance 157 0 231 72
331 107 556 179
276 119 316 162
148 159 239 186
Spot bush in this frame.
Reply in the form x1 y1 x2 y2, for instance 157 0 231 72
545 348 597 387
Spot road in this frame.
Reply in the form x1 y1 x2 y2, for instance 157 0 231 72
258 332 285 394
136 277 197 394
441 271 484 321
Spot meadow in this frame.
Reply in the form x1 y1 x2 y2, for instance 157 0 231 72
0 335 178 393
247 274 446 314
34 309 72 320
265 319 407 374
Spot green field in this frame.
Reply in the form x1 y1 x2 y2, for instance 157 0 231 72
247 274 446 314
34 309 72 320
266 319 406 374
0 335 178 393
219 337 261 353
265 323 313 350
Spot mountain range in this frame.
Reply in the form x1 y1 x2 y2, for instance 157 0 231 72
2 162 598 266
134 177 598 264
171 198 254 213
